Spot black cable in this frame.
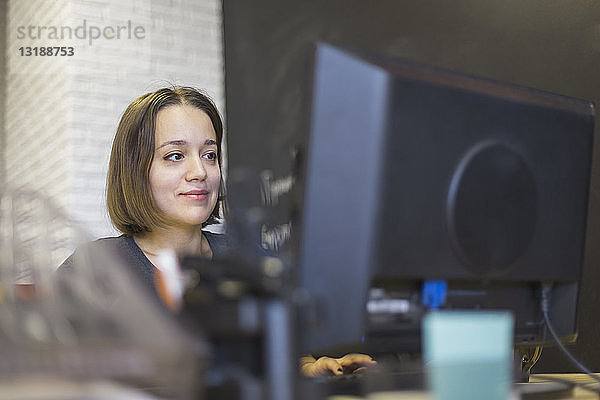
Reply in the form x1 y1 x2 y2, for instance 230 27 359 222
540 283 600 385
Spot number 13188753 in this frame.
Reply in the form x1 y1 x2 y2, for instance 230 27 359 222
19 47 74 56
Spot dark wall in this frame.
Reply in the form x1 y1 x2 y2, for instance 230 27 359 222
223 0 600 372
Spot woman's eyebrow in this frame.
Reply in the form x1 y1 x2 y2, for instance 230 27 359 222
156 140 187 150
156 139 217 150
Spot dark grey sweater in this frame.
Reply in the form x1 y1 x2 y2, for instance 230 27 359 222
58 231 228 291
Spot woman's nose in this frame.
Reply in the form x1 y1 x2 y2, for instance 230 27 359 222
185 156 207 181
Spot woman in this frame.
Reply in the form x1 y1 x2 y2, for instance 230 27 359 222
61 86 374 377
60 86 227 290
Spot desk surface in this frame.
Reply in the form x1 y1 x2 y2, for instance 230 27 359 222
1 374 598 399
326 374 600 400
529 374 599 399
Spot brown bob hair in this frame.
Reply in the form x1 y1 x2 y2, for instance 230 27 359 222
107 86 224 235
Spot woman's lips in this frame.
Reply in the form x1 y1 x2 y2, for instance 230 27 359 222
181 190 209 200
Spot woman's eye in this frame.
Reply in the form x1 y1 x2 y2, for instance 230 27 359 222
203 152 217 161
165 152 184 161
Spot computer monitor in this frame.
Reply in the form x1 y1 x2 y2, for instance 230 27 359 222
297 43 594 354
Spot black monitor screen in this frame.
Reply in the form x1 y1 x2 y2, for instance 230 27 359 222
298 43 594 354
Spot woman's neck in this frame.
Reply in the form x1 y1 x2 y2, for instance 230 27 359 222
133 225 212 263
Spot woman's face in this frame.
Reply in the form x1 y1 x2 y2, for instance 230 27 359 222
149 105 221 229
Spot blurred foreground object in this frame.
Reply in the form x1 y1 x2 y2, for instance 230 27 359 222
423 311 514 400
0 188 208 399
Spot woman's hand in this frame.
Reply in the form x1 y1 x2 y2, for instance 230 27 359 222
300 354 377 377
